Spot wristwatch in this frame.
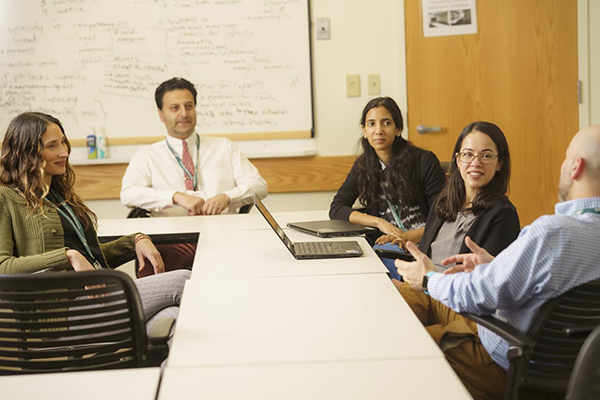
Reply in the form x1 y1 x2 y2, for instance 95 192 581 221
422 271 437 295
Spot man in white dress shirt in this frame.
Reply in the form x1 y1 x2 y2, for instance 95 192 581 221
121 77 268 217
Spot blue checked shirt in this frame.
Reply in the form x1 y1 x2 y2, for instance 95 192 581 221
427 197 600 370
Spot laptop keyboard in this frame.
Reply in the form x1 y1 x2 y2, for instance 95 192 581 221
294 241 334 255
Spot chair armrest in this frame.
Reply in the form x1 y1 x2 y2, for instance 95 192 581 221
461 313 535 350
564 324 598 338
127 207 151 218
239 204 254 214
148 317 176 346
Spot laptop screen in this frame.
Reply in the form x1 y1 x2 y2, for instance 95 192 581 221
254 196 295 254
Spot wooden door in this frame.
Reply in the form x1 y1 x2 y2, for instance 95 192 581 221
405 0 579 225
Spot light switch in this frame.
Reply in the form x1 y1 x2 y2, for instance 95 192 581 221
316 18 331 40
346 74 361 97
368 74 381 95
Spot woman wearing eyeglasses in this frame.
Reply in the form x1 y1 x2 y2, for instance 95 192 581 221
417 121 520 272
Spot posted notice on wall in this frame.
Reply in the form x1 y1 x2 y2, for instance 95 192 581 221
422 0 478 37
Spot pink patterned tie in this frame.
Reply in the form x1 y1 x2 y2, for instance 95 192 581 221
182 141 195 191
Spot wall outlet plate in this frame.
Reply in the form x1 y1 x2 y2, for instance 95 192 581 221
368 74 381 95
346 74 360 97
316 18 331 40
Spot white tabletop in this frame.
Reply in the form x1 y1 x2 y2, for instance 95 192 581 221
97 210 331 237
2 367 161 400
191 228 385 279
167 274 442 368
159 359 471 400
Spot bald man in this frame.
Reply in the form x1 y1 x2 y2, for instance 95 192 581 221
394 125 600 399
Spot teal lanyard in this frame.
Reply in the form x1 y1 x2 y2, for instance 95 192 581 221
381 184 407 232
166 134 200 191
49 190 102 270
573 208 600 216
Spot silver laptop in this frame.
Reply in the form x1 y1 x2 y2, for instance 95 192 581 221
287 220 375 238
254 196 363 260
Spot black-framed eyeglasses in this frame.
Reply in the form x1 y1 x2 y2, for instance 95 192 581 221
456 151 498 165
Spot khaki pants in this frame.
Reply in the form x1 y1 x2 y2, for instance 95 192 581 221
398 283 507 400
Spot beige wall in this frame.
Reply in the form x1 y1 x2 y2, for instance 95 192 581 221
311 0 407 156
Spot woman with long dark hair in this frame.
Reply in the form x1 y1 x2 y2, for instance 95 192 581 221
418 121 520 271
330 97 446 256
0 112 189 333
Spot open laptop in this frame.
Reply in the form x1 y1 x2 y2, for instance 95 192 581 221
254 196 363 259
287 220 375 238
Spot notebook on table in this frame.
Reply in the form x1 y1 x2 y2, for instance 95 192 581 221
254 196 363 260
287 220 375 238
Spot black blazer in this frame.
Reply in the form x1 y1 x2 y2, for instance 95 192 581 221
329 148 446 224
419 197 520 258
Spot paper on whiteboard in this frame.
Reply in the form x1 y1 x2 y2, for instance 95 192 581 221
422 0 477 38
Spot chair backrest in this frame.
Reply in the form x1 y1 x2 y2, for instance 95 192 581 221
566 324 600 400
126 207 150 218
510 279 600 395
0 270 149 375
127 204 254 218
239 203 253 214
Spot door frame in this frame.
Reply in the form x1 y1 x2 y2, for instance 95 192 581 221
578 0 591 129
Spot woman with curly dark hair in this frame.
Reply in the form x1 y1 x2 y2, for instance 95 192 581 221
0 112 189 334
329 97 446 271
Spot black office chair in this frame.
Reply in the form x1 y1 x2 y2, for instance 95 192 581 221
125 203 253 218
126 207 150 218
239 203 253 214
0 270 174 375
462 278 600 400
566 324 600 400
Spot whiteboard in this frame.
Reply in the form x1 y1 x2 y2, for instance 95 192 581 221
0 0 313 143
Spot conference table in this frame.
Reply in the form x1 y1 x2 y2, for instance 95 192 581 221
98 210 471 398
4 367 161 400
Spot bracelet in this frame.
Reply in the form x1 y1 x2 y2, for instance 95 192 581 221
134 233 152 245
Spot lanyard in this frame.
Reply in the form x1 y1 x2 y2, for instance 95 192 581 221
381 184 407 232
48 190 102 270
378 160 407 232
166 134 199 191
573 208 600 216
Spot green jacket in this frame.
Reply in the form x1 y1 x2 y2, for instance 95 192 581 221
0 186 136 274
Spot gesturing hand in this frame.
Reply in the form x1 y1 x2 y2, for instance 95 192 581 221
135 236 165 275
441 236 494 275
394 241 436 292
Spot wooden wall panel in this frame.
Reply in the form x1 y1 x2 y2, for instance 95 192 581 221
405 0 578 226
72 156 357 200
